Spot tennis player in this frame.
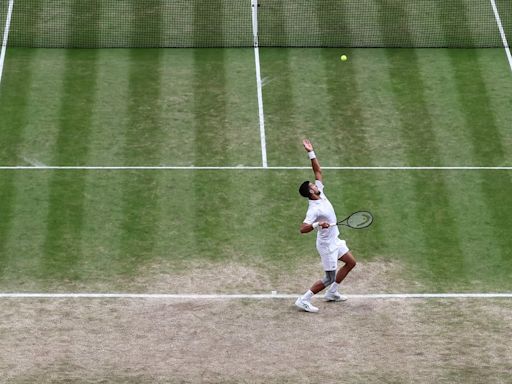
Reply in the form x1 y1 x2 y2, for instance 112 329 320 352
295 139 357 313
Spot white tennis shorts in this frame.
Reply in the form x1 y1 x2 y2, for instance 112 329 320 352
317 238 349 271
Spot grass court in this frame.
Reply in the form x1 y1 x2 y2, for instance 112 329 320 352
1 1 512 382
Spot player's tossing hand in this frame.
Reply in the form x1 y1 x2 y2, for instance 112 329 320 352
303 139 314 152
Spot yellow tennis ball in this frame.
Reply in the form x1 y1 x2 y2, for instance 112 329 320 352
340 54 348 62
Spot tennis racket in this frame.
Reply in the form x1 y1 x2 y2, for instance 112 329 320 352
331 211 373 229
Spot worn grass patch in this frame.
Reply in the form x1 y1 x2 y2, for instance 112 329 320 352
1 297 511 383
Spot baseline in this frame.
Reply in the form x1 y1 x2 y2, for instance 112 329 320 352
0 166 511 170
1 292 511 299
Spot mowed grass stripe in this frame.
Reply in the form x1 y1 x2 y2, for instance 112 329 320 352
0 171 511 291
260 47 512 168
191 47 234 258
16 50 66 165
441 10 512 263
258 1 294 165
154 48 259 166
79 171 126 284
41 2 100 279
0 51 34 274
192 49 228 165
42 53 100 278
415 49 480 165
190 2 242 252
260 47 294 165
316 49 387 252
380 5 466 282
412 50 506 284
0 50 66 285
379 22 438 163
441 9 506 165
221 49 262 166
0 50 34 162
287 49 330 160
350 50 408 166
1 173 52 287
443 171 510 287
192 1 259 165
0 50 61 284
122 0 164 165
116 49 165 272
319 48 369 165
2 49 259 167
78 51 131 279
85 50 130 166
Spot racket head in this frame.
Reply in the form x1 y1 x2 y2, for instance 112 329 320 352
343 211 374 229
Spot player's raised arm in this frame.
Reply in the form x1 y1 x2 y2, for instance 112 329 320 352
303 139 322 182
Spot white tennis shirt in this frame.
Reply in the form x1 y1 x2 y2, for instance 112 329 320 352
303 180 340 247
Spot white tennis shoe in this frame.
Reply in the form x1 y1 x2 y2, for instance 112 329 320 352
295 297 319 313
324 291 348 302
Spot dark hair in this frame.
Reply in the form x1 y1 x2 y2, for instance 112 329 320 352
299 181 311 198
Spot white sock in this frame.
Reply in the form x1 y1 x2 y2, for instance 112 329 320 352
328 282 339 293
302 290 314 301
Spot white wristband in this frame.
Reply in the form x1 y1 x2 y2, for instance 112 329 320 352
312 222 319 229
308 151 316 160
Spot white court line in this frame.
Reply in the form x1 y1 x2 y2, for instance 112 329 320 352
251 0 268 168
489 0 512 73
0 0 14 86
0 165 511 170
0 292 511 299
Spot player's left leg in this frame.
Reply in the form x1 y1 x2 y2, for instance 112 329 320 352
324 251 356 301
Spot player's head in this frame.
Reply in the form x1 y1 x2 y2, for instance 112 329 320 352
299 181 320 199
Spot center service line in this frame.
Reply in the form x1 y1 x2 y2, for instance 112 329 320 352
251 0 268 168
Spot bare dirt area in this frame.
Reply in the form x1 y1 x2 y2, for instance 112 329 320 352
2 256 423 295
1 296 512 383
130 256 425 295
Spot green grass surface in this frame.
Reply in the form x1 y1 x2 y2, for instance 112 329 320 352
2 4 512 380
0 48 260 166
262 48 512 166
0 47 512 295
0 170 511 293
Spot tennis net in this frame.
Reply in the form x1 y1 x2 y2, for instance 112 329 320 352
5 0 512 48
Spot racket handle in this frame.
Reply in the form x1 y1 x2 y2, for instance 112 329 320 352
329 223 337 227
